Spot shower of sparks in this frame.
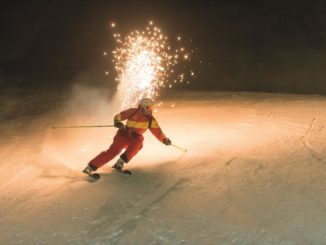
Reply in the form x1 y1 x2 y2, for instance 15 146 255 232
110 21 193 109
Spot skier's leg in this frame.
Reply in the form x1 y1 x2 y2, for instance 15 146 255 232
120 135 144 164
88 132 128 171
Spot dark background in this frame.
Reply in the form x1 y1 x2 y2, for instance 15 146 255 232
1 0 326 94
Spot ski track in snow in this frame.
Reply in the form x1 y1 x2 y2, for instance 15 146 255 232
301 118 323 161
2 90 326 244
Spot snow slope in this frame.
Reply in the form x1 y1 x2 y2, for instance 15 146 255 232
1 88 326 244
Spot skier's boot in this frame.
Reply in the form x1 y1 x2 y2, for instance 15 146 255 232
82 165 94 175
112 158 125 170
82 165 100 179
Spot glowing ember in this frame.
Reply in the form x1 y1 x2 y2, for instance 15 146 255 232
111 21 193 109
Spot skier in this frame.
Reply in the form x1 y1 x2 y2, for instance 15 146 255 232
82 98 172 176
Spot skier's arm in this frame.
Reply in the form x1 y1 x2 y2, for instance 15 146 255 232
149 118 171 144
114 108 137 128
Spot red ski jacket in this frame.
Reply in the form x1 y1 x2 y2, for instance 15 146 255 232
114 108 166 142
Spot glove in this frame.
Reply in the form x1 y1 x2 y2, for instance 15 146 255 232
163 138 172 146
114 122 125 130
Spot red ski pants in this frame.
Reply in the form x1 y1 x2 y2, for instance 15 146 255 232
89 129 144 170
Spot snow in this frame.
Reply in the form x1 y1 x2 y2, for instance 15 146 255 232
1 87 326 244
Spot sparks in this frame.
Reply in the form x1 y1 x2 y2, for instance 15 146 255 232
111 22 193 109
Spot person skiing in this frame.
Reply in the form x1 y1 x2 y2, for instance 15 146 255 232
82 98 172 176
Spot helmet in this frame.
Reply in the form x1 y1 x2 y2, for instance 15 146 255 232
138 98 154 113
139 98 154 108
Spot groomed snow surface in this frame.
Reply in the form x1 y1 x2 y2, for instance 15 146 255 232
1 87 326 245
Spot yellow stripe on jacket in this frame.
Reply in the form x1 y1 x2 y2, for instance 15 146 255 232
126 120 149 129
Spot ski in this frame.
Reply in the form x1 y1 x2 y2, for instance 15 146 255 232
112 167 132 175
82 166 101 180
87 172 101 180
121 169 132 175
82 167 131 179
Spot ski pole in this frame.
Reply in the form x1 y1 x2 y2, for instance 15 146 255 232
52 125 114 129
171 144 188 153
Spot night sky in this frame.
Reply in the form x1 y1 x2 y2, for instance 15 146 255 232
1 0 326 94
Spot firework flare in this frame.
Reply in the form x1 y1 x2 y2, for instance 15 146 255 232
108 21 193 109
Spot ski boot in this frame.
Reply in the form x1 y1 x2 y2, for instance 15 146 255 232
82 165 100 179
112 158 132 175
112 158 125 170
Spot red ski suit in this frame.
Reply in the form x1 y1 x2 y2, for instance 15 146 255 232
89 108 166 170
